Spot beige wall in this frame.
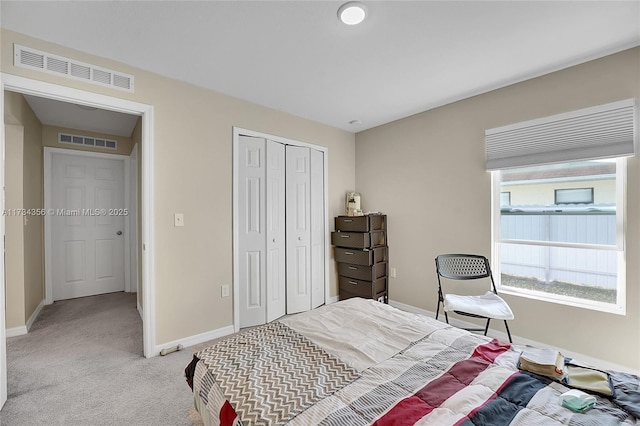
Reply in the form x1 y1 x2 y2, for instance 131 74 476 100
3 91 44 329
1 29 356 345
42 125 133 156
355 47 640 370
4 125 25 328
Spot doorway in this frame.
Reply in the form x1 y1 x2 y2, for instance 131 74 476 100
0 73 156 410
45 149 129 302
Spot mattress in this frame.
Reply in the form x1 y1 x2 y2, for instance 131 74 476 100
185 298 639 425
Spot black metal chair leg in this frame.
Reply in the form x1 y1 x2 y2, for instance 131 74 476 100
484 319 491 336
504 320 513 343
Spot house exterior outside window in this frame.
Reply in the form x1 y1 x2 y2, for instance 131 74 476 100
492 159 626 314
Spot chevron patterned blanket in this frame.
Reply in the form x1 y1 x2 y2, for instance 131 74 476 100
187 299 639 426
191 321 359 425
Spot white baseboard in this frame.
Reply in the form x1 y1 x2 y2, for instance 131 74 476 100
153 325 235 357
150 295 361 357
389 299 639 375
6 299 45 337
6 325 27 338
137 302 143 321
26 299 45 332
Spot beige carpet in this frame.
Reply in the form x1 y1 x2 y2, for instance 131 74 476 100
187 408 205 425
1 292 209 426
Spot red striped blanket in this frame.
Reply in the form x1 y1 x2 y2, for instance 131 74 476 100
286 334 636 425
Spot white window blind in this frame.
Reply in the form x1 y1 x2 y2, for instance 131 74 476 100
485 99 638 171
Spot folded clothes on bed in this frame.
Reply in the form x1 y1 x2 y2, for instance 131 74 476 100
562 361 613 397
610 370 640 418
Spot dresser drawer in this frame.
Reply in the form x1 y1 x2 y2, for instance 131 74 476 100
334 246 387 266
337 262 387 281
331 231 386 248
335 215 386 232
339 276 387 298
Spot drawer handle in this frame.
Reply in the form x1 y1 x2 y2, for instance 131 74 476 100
349 281 358 285
348 266 358 270
343 219 353 222
344 251 354 255
340 235 350 238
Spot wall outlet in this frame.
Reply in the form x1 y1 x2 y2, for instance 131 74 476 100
174 213 184 227
390 267 397 278
221 284 230 297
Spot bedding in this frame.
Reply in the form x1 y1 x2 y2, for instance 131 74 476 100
185 298 639 425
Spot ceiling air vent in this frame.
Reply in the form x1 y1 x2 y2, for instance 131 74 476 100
59 132 118 150
14 44 134 93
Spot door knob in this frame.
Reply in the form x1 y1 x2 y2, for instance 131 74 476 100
116 230 123 235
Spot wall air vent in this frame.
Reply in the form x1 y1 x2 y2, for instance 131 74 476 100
59 132 118 150
14 44 134 93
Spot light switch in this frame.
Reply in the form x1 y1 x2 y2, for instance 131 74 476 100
390 267 397 278
174 213 184 227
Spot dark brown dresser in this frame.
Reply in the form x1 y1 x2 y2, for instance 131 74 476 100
332 214 388 303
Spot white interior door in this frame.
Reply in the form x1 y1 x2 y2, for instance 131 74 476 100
266 140 286 322
286 146 311 314
51 152 125 301
310 149 325 309
238 136 267 327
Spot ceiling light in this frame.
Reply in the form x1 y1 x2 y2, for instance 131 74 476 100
338 2 367 25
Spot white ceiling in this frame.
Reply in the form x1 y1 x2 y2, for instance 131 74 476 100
22 95 139 137
2 1 639 134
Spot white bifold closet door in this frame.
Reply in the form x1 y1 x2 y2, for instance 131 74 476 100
266 141 286 322
238 136 324 327
309 148 325 310
238 137 286 327
285 146 325 314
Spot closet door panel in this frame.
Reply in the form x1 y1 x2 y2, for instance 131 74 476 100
238 136 267 327
286 146 311 314
310 149 325 308
266 140 286 322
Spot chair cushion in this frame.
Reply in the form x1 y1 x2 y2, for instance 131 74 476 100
443 291 514 320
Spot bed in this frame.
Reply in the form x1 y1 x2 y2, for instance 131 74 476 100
185 297 639 425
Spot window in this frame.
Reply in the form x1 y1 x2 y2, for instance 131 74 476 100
555 187 593 204
486 99 636 314
492 159 625 314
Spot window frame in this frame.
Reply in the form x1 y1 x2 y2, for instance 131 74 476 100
491 158 627 315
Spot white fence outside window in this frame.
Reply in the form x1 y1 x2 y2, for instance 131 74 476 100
500 211 616 289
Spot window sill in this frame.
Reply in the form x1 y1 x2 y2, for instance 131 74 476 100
499 286 625 316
